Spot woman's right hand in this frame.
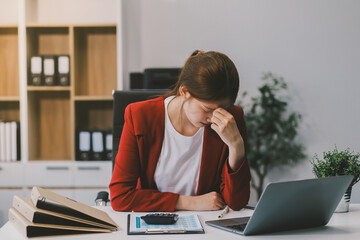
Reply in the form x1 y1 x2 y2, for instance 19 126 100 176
175 191 226 211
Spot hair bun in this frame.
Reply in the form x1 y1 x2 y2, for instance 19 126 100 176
191 50 205 56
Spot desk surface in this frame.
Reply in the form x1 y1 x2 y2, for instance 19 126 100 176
1 204 360 239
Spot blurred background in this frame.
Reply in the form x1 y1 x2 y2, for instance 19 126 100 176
0 0 359 227
121 0 360 203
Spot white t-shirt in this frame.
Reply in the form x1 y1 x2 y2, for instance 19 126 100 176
154 96 204 196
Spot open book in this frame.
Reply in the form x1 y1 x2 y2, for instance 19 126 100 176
8 187 117 238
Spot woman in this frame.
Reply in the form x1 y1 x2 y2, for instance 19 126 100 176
109 50 250 212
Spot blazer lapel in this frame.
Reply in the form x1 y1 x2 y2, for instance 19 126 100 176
197 127 225 195
145 101 165 189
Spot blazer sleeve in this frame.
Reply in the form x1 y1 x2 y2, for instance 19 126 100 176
109 105 179 212
219 106 251 210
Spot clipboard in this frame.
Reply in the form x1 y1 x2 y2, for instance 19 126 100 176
127 213 204 235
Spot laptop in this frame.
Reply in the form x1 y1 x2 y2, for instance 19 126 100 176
205 175 353 236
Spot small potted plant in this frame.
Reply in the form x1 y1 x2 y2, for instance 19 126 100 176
310 146 360 212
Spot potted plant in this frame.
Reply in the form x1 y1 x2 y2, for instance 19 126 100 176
310 146 360 212
237 72 306 199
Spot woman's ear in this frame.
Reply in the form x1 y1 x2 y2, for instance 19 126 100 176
179 86 191 99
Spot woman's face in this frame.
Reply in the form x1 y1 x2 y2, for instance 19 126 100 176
182 91 231 128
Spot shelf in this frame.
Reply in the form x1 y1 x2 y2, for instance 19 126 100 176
26 24 69 28
0 96 19 102
28 91 71 161
75 101 113 130
26 23 116 28
0 25 17 28
74 26 117 97
27 86 71 91
0 101 20 121
1 1 120 165
72 24 116 28
28 159 74 162
26 27 70 57
74 96 113 101
0 0 121 227
0 27 19 97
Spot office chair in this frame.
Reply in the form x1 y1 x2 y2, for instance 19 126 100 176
96 89 168 206
111 89 168 169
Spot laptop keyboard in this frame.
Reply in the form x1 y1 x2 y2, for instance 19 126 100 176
227 223 247 231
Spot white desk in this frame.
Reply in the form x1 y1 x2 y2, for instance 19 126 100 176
1 205 360 240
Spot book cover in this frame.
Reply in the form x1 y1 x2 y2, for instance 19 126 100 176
13 195 113 230
9 187 117 237
9 208 110 238
30 187 117 230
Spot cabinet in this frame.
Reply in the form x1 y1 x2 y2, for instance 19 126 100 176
26 25 117 161
0 0 122 226
0 26 19 119
1 0 122 160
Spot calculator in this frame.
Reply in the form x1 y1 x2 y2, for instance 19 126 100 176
141 213 179 225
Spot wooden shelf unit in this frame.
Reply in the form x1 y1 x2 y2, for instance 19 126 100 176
0 96 20 101
0 26 19 122
0 0 122 163
25 24 117 161
0 27 19 97
74 26 117 97
26 25 72 161
0 0 121 227
75 100 113 132
27 91 71 161
0 25 19 141
74 96 113 101
27 86 71 91
0 101 20 122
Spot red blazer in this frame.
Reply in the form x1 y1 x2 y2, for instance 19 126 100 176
109 97 251 212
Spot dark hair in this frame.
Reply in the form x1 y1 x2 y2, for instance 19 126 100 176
166 50 240 104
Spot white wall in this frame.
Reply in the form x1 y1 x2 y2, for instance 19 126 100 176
25 0 117 24
0 0 18 24
121 0 360 203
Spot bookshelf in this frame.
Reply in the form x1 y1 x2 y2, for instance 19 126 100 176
0 0 122 162
0 0 122 226
0 27 19 120
25 24 117 161
0 101 20 122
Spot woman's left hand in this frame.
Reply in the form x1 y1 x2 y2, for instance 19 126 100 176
210 108 246 171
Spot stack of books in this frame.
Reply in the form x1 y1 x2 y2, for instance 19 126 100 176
8 187 117 238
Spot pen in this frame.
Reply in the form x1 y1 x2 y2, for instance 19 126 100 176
218 205 230 219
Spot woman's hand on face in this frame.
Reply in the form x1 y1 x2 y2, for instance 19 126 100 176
209 108 246 171
209 108 243 148
175 192 226 211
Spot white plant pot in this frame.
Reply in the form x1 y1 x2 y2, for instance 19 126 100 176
335 186 352 213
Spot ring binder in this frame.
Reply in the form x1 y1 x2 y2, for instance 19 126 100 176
76 131 91 161
92 131 104 160
104 130 112 160
43 56 57 86
8 187 117 238
30 56 43 86
57 55 70 86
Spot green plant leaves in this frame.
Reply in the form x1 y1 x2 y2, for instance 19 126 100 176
311 147 360 186
237 72 306 199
